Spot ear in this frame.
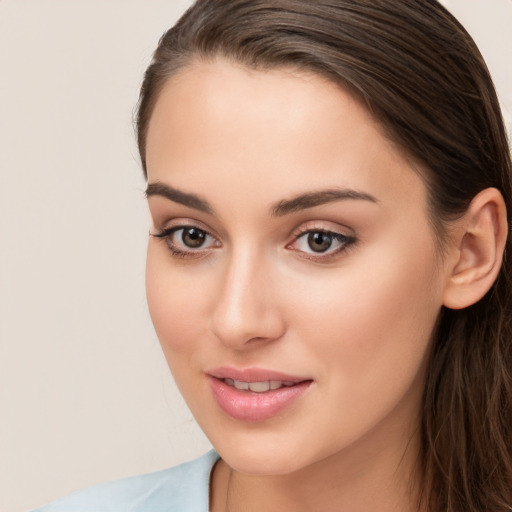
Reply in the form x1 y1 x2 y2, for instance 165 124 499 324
442 187 508 310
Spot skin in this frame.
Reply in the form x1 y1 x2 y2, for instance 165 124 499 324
144 59 457 511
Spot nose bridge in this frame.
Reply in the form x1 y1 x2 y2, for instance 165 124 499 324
210 243 284 347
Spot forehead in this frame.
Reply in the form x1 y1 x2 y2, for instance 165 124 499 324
145 58 427 212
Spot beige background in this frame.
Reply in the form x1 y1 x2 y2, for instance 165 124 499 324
0 1 510 511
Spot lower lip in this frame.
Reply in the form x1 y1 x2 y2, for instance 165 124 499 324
208 377 312 422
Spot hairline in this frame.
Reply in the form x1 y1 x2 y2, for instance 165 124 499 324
140 50 454 257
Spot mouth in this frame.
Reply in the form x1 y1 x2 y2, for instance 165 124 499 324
222 378 299 393
207 367 313 422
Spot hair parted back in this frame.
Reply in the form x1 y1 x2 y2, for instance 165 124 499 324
136 1 512 510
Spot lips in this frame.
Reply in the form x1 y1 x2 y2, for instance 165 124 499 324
207 367 312 422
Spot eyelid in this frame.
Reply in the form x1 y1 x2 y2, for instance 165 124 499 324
151 216 217 235
152 225 218 244
288 220 355 241
286 221 357 261
150 218 221 258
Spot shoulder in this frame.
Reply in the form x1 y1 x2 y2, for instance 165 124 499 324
31 450 219 512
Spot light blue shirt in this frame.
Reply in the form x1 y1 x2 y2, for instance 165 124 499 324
32 450 219 512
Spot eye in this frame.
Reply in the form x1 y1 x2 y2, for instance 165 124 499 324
151 225 219 258
304 231 335 253
177 227 209 248
289 229 355 259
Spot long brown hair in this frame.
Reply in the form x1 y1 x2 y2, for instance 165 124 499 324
136 1 512 510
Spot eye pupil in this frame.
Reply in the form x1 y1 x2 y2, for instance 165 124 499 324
182 227 206 248
307 231 332 252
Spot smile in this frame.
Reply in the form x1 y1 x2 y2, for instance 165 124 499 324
223 379 297 392
207 368 312 422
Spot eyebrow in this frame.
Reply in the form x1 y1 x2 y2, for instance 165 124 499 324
146 182 377 216
272 189 378 216
146 182 213 214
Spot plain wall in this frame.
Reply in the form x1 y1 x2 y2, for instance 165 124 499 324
0 1 510 511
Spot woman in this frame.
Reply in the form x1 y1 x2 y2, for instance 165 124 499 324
34 0 511 511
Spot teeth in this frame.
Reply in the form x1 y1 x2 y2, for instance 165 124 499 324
248 381 270 392
226 379 296 393
233 380 249 390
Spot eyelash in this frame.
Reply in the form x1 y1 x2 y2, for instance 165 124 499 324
150 223 356 261
151 225 219 259
284 221 356 262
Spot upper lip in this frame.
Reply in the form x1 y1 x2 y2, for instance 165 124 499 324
207 366 311 383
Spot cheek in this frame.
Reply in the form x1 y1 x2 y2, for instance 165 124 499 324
145 245 204 359
285 232 442 386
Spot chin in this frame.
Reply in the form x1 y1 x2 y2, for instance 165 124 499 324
206 427 318 476
222 449 304 476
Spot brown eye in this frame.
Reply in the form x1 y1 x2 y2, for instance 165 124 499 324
307 231 333 253
288 228 356 260
151 225 219 258
181 227 207 248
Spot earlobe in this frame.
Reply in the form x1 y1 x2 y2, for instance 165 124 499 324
442 187 508 310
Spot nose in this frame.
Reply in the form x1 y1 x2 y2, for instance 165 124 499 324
209 249 286 349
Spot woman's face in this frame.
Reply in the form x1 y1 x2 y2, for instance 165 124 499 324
145 59 448 475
